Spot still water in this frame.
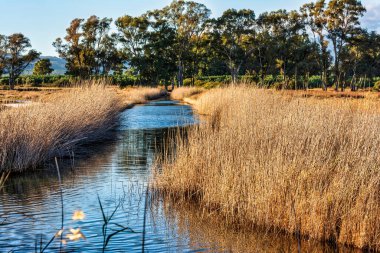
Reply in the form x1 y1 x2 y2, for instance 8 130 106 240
0 100 359 252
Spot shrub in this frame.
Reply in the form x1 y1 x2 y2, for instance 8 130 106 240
183 78 193 86
203 82 223 89
373 80 380 91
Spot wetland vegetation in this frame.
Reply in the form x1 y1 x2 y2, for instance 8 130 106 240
2 0 380 251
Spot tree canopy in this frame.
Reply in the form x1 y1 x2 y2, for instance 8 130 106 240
0 33 40 89
33 58 54 75
1 0 380 91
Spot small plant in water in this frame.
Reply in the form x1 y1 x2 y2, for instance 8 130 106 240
97 195 136 252
0 172 10 190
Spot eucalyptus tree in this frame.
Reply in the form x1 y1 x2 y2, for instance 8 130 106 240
325 0 366 91
82 16 115 74
284 10 311 88
97 33 123 75
0 35 5 77
54 16 119 76
160 0 211 86
301 0 331 90
255 15 278 86
209 9 256 83
33 58 54 75
116 14 150 82
0 33 40 89
361 32 380 80
343 30 380 90
257 10 308 87
116 12 177 84
53 18 86 76
145 10 177 85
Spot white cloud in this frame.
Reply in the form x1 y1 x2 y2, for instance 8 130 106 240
361 0 380 32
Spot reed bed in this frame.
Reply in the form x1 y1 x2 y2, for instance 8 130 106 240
118 87 168 105
0 84 123 173
154 86 380 250
170 87 204 101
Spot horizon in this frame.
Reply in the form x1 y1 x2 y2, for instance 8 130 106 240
0 0 379 57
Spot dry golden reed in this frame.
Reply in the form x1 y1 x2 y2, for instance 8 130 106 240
170 87 204 101
118 87 168 105
155 86 380 250
0 83 123 172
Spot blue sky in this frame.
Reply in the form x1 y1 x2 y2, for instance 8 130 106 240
0 0 378 56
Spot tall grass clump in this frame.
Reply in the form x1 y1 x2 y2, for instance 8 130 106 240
170 87 204 101
155 86 380 250
0 83 123 173
119 87 167 105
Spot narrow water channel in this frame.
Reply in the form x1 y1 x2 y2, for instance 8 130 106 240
0 100 359 252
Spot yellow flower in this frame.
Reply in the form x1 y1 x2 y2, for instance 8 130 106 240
72 210 86 221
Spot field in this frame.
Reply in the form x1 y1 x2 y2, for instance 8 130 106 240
154 86 380 250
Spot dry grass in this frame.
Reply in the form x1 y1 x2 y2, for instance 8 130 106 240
154 86 380 250
170 87 204 101
278 88 380 100
0 84 168 173
0 84 124 173
0 87 64 104
117 87 168 105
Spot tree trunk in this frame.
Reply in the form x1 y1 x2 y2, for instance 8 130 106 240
177 61 183 87
231 68 237 84
260 72 265 88
231 64 242 84
350 73 356 91
321 71 327 91
332 40 340 92
9 72 15 90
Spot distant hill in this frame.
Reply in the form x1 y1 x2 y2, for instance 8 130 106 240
24 56 66 75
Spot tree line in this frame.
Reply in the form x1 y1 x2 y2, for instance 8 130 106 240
1 0 379 91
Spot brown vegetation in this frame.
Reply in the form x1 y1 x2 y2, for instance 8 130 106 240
0 84 123 173
170 87 204 101
0 87 64 104
117 87 168 105
154 86 380 250
0 84 167 173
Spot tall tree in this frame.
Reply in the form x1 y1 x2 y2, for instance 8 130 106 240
33 58 54 75
0 35 5 77
116 14 151 82
301 0 331 90
209 9 256 83
161 0 210 86
53 18 86 76
325 0 366 91
54 16 119 77
0 33 40 89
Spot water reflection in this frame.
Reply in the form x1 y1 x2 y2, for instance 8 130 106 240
153 198 363 253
